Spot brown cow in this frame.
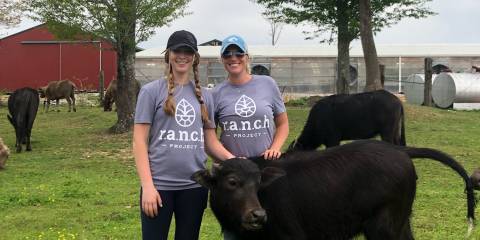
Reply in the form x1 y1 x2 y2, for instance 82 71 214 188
470 168 480 190
103 79 117 112
103 79 140 112
39 80 76 112
0 137 10 169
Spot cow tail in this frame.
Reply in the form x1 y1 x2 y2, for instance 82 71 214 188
400 106 406 146
403 147 475 229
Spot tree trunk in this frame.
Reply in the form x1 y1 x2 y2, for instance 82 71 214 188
110 0 137 133
359 0 382 92
336 0 351 95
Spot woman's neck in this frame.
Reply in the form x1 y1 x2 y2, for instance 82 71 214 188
228 72 252 85
172 72 189 85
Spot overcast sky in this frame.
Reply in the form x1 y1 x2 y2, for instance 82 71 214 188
2 0 479 48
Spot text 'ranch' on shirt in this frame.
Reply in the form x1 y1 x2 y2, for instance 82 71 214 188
134 79 215 190
212 75 286 158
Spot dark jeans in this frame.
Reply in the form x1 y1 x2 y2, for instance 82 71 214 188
140 187 208 240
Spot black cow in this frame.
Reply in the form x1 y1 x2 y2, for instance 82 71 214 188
289 90 405 151
7 88 40 153
193 140 475 240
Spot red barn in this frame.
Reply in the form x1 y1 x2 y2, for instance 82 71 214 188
0 24 117 92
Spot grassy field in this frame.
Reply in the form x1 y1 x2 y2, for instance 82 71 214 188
1 101 480 239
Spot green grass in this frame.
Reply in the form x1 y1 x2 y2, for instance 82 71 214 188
1 103 480 239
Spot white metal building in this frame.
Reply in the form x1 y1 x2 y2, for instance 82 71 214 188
135 44 480 95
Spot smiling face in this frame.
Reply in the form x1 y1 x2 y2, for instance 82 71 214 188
221 45 248 77
168 47 195 75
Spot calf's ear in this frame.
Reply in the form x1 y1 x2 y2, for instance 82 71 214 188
260 167 286 188
192 170 215 189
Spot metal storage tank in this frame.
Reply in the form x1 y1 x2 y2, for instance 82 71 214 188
404 74 437 105
431 73 480 108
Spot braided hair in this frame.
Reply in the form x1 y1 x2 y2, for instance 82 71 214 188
192 52 210 123
163 51 176 116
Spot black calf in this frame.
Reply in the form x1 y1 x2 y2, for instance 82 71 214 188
289 90 405 151
194 140 475 240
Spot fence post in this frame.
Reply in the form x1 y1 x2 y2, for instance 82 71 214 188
99 70 104 106
379 64 385 89
424 58 433 107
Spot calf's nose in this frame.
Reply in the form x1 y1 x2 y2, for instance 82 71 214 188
251 209 267 223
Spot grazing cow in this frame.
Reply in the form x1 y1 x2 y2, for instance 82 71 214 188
38 80 76 112
193 140 475 240
103 79 117 111
289 90 405 151
103 79 140 111
470 168 480 190
7 88 40 153
0 137 10 169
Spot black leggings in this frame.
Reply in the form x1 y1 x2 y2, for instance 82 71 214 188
140 187 208 240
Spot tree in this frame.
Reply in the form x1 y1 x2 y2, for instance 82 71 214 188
27 0 190 133
263 9 285 46
0 0 24 29
359 0 382 91
254 0 434 94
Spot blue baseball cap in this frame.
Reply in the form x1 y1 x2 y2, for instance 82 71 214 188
220 35 248 55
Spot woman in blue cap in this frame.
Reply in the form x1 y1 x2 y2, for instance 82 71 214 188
133 30 234 240
212 34 289 161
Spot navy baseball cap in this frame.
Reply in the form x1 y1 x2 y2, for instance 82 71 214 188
166 30 198 52
220 35 248 55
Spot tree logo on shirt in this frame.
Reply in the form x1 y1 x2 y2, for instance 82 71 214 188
175 98 196 127
235 95 256 118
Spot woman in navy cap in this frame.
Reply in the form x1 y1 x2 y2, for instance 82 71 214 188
133 30 234 240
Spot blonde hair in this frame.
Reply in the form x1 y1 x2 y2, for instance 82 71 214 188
163 51 210 123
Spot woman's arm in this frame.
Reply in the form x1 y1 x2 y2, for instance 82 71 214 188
263 112 289 160
133 123 162 218
204 128 235 163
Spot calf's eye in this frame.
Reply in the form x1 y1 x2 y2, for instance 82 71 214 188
227 179 238 187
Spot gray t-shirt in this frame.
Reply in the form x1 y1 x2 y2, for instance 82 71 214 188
135 79 215 190
212 75 286 157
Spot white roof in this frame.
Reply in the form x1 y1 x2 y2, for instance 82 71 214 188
136 44 480 58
